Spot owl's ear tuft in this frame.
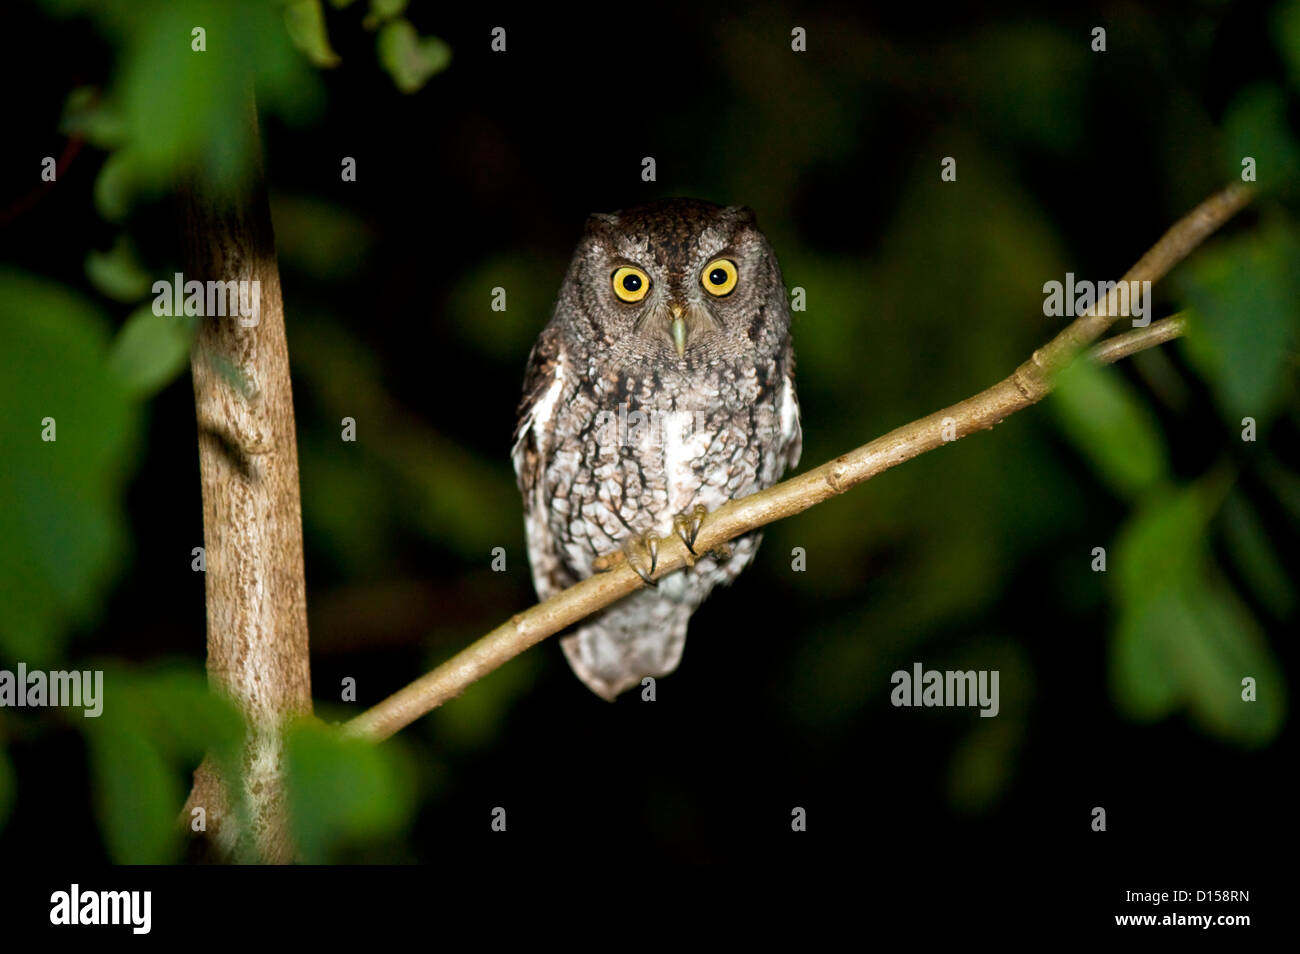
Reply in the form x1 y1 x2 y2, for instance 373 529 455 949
584 212 619 235
724 205 758 228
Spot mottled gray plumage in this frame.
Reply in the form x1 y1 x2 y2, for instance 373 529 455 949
512 199 801 699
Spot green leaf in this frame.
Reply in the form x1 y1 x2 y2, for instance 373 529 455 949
284 0 341 68
1178 584 1286 745
119 3 246 183
93 148 143 223
1112 484 1211 606
1222 85 1300 191
1049 359 1169 500
72 0 322 216
0 271 140 663
286 720 417 863
86 234 151 303
1219 491 1295 616
1110 482 1286 746
377 19 451 94
86 715 182 864
85 665 245 864
107 305 195 398
363 0 407 30
121 666 244 767
1115 581 1287 746
1112 591 1192 720
1177 224 1300 422
60 87 127 149
1222 84 1300 193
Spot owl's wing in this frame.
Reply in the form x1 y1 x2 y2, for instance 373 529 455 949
512 324 576 599
777 352 803 471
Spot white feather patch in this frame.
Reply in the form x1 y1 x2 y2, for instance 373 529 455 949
512 353 566 472
779 375 800 448
661 409 712 519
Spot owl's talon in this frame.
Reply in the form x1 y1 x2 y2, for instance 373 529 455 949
673 504 708 555
623 531 659 586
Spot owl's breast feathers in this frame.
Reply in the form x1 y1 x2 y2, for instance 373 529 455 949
514 322 800 602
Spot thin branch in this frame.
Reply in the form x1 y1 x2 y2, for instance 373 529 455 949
343 184 1252 743
1089 312 1188 365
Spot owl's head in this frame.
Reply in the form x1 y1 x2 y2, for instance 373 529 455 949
558 198 789 365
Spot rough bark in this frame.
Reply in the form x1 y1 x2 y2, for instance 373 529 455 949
179 106 312 863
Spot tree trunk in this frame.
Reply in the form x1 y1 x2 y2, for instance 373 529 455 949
179 97 312 863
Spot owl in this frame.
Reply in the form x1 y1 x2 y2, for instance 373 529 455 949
512 199 801 700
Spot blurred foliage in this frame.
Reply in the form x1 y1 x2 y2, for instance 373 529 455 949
1051 359 1169 499
1110 482 1286 745
85 664 244 863
41 0 325 216
428 652 542 751
1278 0 1300 84
8 0 442 862
284 0 341 69
946 641 1032 815
285 719 417 863
1223 85 1300 193
85 233 151 302
270 193 374 279
293 318 520 571
0 271 141 664
1178 223 1300 421
1220 490 1294 617
376 18 451 93
108 305 196 398
286 0 449 93
1047 214 1299 746
3 0 1298 863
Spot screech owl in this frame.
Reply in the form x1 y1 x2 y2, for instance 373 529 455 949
512 198 801 700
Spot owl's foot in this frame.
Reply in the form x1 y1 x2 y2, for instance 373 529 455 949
622 530 660 587
709 541 733 562
673 504 708 555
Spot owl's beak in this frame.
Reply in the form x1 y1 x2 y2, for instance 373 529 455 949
669 304 688 358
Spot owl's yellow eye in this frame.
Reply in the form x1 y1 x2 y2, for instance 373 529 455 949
701 259 738 296
612 266 651 303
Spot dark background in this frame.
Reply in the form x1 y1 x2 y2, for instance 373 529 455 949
0 0 1295 913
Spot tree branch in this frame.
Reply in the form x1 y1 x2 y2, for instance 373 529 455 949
179 92 312 862
1089 312 1188 365
343 184 1252 743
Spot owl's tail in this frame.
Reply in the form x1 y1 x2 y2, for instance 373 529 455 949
560 589 694 700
